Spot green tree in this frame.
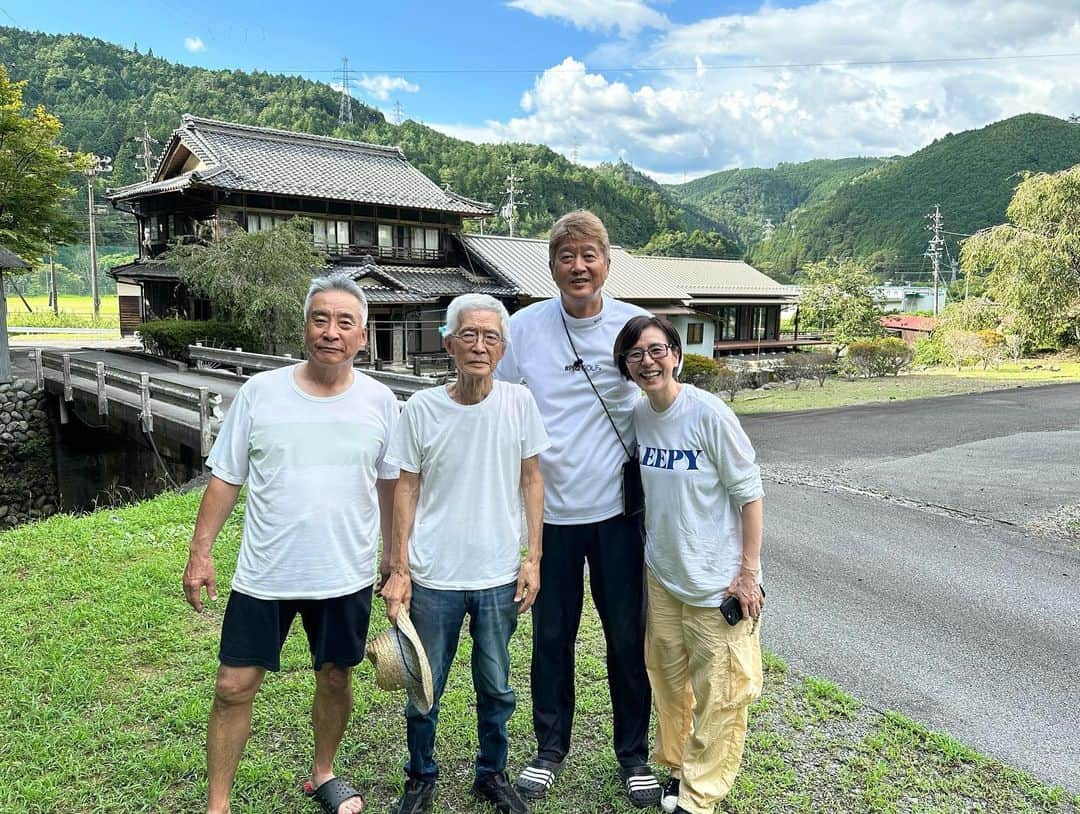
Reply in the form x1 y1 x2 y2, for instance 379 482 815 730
637 229 740 259
160 218 327 353
962 164 1080 350
797 258 883 353
0 65 86 258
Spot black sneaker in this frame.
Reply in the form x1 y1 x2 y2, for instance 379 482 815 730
394 775 436 814
661 777 680 813
472 771 531 814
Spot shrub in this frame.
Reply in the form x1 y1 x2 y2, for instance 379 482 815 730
875 337 914 376
844 337 914 378
942 329 983 370
715 364 754 401
975 330 1006 370
782 351 835 388
681 353 721 388
139 320 260 363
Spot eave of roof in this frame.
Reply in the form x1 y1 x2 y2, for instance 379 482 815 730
108 114 494 216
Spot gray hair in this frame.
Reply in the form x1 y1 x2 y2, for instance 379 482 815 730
305 272 369 326
445 294 511 343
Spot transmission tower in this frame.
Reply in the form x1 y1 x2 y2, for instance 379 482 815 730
924 204 945 316
393 99 404 126
338 57 353 125
503 161 525 237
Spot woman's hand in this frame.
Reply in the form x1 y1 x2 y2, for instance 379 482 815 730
725 568 764 622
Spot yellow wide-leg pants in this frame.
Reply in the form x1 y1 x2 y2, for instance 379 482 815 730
645 571 763 814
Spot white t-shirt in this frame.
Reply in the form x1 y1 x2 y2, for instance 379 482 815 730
206 365 400 600
633 384 764 607
496 296 648 524
385 380 550 591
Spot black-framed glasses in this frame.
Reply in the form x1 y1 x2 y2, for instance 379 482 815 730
623 343 673 365
450 329 504 347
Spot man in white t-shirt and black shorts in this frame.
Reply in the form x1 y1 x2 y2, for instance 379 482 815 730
497 210 662 808
183 273 399 814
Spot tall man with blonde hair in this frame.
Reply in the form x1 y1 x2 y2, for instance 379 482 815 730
496 210 661 807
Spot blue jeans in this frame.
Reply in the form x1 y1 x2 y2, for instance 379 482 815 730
405 580 519 780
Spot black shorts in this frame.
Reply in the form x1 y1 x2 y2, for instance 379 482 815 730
219 585 373 672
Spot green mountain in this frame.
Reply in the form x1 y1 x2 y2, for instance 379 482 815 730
747 114 1080 277
1 26 683 247
667 157 889 247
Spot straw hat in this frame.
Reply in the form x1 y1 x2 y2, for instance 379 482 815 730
366 608 434 714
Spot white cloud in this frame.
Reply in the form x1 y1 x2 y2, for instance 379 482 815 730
183 36 205 53
477 1 1080 178
357 74 420 102
507 0 669 37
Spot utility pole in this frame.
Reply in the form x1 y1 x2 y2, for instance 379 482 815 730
131 121 160 181
49 245 58 316
924 204 944 317
338 57 353 125
503 161 524 237
85 153 113 319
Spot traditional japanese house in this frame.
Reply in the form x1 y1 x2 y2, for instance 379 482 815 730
107 115 506 363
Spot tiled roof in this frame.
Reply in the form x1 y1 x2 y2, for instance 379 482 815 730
460 234 687 302
334 261 514 304
633 255 796 298
109 115 494 216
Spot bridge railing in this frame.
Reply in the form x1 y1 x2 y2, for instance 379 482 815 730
187 345 448 400
37 349 222 456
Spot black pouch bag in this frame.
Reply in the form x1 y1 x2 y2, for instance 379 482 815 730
622 456 645 517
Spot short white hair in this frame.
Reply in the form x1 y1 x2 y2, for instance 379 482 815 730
445 294 511 343
305 272 369 326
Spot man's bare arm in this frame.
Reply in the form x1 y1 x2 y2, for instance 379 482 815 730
183 475 242 612
376 477 398 590
515 454 544 614
381 469 420 623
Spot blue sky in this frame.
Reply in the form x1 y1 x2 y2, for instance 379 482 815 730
3 0 1079 181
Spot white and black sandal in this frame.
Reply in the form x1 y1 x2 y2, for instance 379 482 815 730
515 757 563 801
620 765 662 808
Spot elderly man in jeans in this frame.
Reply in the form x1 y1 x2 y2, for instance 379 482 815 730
381 293 549 814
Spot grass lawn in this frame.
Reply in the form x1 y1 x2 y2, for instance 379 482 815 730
6 295 120 329
731 356 1080 415
2 491 1077 813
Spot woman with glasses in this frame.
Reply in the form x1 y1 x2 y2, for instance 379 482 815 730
612 315 765 814
381 293 549 814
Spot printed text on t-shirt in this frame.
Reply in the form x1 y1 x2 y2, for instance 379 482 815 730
639 446 703 470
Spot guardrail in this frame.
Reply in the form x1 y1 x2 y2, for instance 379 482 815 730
36 349 222 456
187 344 448 400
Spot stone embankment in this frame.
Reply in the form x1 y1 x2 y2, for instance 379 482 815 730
0 379 59 528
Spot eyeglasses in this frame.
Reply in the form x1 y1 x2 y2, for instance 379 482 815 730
623 343 673 365
450 329 504 347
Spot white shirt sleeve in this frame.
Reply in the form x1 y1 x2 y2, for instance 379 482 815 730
205 386 253 486
376 392 402 480
520 389 551 459
385 396 422 474
704 406 764 506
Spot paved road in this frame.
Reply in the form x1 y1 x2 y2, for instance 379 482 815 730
742 384 1080 791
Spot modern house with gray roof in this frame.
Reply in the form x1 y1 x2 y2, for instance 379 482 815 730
107 114 505 362
462 235 805 357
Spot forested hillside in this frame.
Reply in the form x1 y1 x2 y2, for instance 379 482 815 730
5 26 1080 269
666 157 888 248
1 26 683 247
748 114 1080 277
